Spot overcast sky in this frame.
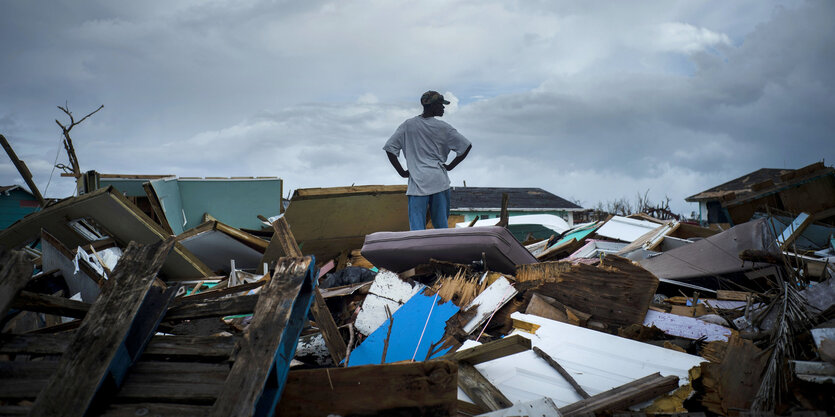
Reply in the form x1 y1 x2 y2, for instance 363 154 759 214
1 0 832 216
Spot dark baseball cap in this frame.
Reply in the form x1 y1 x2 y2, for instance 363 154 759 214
421 91 450 105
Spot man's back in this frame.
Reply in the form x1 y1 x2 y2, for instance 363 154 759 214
384 115 470 196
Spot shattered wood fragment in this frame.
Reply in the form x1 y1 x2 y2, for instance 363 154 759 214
209 256 315 417
309 287 347 364
442 334 531 365
29 238 177 417
456 399 488 415
717 290 753 301
717 334 768 414
164 294 258 321
515 255 659 328
10 290 90 319
172 279 265 304
0 248 34 317
525 292 570 323
431 269 488 307
458 361 513 411
277 360 457 417
558 372 679 417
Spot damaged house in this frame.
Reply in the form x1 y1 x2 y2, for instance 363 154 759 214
1 150 834 415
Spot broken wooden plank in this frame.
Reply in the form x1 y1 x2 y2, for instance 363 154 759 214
116 361 228 404
260 215 302 268
101 404 211 417
443 334 531 365
0 333 238 360
0 248 34 316
0 134 46 207
164 294 258 321
533 346 590 399
29 238 177 417
10 290 90 319
559 372 679 417
171 280 265 305
525 292 570 323
717 290 753 301
209 256 315 417
458 361 513 411
278 360 457 416
777 212 813 250
516 255 659 328
309 288 347 364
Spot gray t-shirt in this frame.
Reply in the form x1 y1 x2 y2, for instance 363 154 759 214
384 116 472 196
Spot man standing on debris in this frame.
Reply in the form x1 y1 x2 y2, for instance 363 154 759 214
384 91 472 230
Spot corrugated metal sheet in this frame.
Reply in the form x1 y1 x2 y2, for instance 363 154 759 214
595 216 660 243
458 313 705 408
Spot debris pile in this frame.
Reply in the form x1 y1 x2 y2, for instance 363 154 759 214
1 167 834 416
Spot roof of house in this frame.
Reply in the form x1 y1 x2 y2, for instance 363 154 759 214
449 187 583 211
685 168 791 202
1 185 32 195
685 163 834 203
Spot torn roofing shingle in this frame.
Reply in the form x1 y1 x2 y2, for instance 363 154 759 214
685 168 789 202
450 187 582 210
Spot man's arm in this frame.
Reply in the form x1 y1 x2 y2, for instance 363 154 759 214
386 152 409 178
444 144 472 171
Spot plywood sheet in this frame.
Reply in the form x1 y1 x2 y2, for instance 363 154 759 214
0 187 212 280
283 185 409 261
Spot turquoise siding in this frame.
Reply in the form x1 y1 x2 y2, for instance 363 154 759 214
99 178 151 197
0 189 40 230
150 178 186 234
177 179 282 231
149 178 282 234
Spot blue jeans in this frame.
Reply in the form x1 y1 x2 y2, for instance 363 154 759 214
408 189 451 230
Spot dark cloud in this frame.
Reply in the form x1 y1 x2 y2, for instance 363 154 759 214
0 0 829 217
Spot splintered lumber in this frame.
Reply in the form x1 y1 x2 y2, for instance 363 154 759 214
29 238 177 417
443 334 531 365
533 346 590 399
309 288 347 364
264 216 346 364
558 372 679 417
717 290 752 301
515 255 659 328
777 212 813 250
260 216 302 267
0 134 46 207
0 333 238 360
716 335 767 414
164 294 258 321
0 248 34 316
278 360 457 416
526 292 570 323
209 256 315 417
10 290 90 319
458 362 513 411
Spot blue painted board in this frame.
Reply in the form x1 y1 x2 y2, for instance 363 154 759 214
347 289 459 366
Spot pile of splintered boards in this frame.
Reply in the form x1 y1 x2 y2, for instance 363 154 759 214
1 181 834 417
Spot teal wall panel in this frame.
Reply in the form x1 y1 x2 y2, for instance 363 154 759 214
0 189 40 230
177 179 282 231
99 178 150 197
149 178 282 234
150 178 186 235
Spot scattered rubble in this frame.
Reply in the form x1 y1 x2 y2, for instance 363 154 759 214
1 164 834 416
